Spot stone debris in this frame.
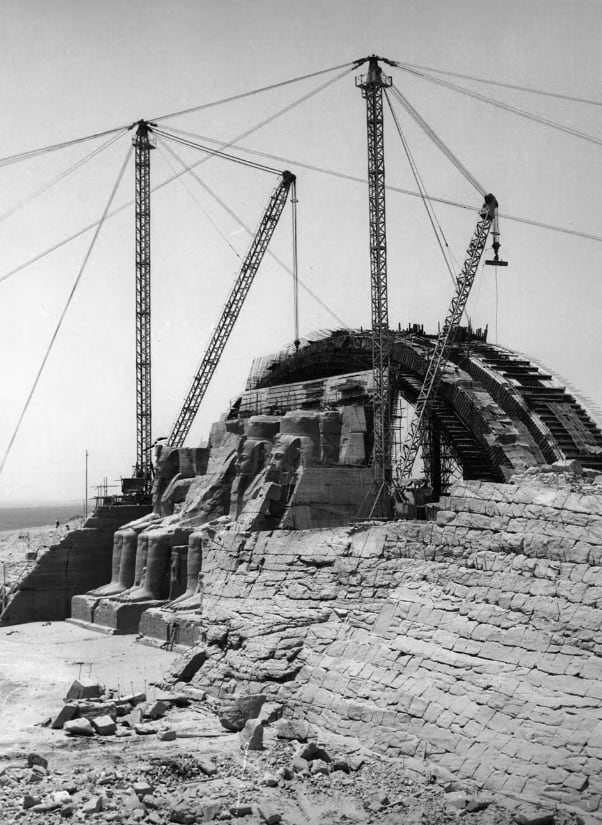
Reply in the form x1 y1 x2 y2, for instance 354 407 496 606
274 718 311 741
219 693 267 732
257 800 282 824
65 678 103 701
91 714 117 735
240 718 264 751
63 717 94 736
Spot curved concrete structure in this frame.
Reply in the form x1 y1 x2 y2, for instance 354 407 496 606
245 330 602 481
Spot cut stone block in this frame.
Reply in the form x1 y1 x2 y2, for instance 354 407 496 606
52 704 77 730
63 718 94 737
91 715 116 736
240 719 263 751
65 679 103 702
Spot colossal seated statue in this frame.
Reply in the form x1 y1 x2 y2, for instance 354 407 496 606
166 530 204 612
118 526 191 603
230 438 271 519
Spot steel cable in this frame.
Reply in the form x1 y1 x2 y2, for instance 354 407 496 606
160 139 348 328
0 67 353 288
396 64 602 147
400 61 602 108
150 61 356 122
0 125 129 170
152 128 282 175
155 140 242 259
0 130 126 226
0 144 133 479
390 85 486 196
159 127 602 244
384 90 458 285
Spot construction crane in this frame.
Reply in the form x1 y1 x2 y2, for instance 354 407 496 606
355 55 396 512
132 119 155 494
393 193 501 493
168 170 296 447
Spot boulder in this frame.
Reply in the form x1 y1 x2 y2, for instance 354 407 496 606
63 718 94 737
219 694 267 732
65 679 103 702
258 800 281 824
145 700 168 720
240 719 263 751
27 754 48 770
91 715 117 736
52 704 78 730
275 718 311 741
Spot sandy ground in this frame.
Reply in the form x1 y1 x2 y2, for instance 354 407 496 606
0 621 178 752
0 622 584 824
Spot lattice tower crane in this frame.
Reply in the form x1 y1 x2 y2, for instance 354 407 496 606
393 193 500 492
132 119 156 488
355 55 396 507
168 171 296 447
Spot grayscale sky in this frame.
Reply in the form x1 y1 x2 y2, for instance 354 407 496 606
1 0 601 503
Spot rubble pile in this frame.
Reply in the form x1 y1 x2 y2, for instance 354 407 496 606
0 691 585 825
46 679 192 742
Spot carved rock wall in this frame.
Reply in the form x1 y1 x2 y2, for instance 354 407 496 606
180 472 602 820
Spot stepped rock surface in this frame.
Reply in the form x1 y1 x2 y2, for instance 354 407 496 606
166 468 602 821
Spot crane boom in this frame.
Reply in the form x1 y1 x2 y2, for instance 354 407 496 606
394 193 498 487
168 170 295 447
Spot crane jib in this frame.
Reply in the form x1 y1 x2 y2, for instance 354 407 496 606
167 172 295 448
393 203 495 491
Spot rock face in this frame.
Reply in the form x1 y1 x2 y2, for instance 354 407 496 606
170 470 602 821
1 504 151 626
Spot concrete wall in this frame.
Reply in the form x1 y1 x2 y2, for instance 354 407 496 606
178 471 602 821
1 505 150 625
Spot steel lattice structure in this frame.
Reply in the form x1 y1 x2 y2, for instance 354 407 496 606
133 120 155 482
394 195 497 486
168 171 295 447
356 57 393 497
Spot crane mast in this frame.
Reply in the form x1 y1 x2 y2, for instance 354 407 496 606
394 193 499 489
133 120 155 486
355 56 393 501
168 170 296 448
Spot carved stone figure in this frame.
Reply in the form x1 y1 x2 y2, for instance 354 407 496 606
167 530 203 611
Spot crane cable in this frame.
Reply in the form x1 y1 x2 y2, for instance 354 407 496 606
159 126 602 245
150 60 356 123
159 139 349 328
390 84 486 196
155 140 242 260
0 144 133 480
0 130 126 226
400 61 602 108
0 125 129 170
152 127 282 175
396 63 602 148
0 61 354 172
0 66 353 288
384 90 457 285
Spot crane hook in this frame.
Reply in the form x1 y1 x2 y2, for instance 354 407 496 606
485 207 508 267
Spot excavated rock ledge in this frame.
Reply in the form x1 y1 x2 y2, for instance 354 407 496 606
168 470 602 822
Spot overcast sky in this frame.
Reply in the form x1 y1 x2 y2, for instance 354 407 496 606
1 0 601 504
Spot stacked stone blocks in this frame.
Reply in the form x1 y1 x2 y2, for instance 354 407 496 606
187 473 602 820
